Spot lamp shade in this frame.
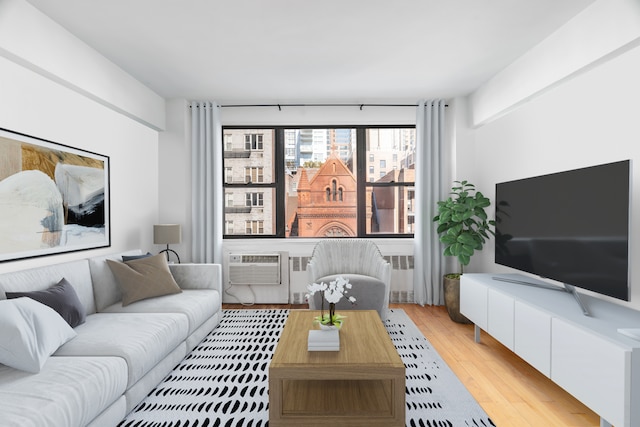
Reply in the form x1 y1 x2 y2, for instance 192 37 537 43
154 224 182 245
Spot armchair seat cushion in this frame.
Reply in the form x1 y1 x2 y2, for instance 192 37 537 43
310 273 386 321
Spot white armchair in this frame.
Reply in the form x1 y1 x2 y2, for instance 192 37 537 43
307 239 391 321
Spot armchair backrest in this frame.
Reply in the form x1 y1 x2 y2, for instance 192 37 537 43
307 239 390 283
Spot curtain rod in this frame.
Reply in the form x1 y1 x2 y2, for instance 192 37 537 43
216 103 447 110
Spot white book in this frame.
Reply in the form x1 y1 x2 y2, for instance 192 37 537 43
308 329 339 344
308 330 340 351
308 345 340 352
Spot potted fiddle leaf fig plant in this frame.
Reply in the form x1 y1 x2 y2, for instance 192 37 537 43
433 180 495 323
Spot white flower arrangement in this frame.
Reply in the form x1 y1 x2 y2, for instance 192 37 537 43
306 276 356 327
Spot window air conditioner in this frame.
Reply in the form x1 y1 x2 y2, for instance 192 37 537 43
228 253 281 286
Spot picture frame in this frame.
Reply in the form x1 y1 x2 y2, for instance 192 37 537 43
0 128 110 262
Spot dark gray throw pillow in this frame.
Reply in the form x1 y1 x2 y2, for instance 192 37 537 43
6 278 87 328
122 252 153 262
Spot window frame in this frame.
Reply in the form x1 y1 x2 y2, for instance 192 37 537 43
223 125 415 239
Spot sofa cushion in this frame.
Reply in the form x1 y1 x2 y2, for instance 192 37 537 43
0 259 96 315
53 312 188 387
0 298 77 373
101 289 219 335
88 250 143 312
6 278 86 327
0 356 127 427
106 254 182 306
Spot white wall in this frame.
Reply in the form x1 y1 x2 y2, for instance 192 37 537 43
220 104 418 127
470 0 640 126
0 0 165 130
460 42 640 310
157 99 191 260
0 2 162 274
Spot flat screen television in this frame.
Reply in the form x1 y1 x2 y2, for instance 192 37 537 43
494 160 631 302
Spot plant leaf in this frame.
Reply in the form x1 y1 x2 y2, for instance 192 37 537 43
458 253 471 266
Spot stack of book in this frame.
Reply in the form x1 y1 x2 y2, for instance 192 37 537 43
307 329 340 351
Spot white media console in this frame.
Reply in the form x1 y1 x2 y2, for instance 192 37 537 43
460 273 640 427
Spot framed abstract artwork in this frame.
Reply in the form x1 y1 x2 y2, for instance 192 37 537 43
0 128 110 262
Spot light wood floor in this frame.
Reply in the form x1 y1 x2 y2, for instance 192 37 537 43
223 302 601 427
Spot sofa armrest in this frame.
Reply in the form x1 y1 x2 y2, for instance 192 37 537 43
169 264 222 295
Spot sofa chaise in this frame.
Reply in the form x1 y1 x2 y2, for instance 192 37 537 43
0 249 222 427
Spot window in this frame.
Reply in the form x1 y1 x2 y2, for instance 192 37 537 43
223 126 415 238
223 129 275 232
224 134 233 151
245 220 264 234
407 190 415 212
245 167 264 183
366 128 416 235
245 192 264 207
245 134 263 150
324 180 344 202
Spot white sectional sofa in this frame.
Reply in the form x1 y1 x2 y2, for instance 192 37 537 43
0 249 222 427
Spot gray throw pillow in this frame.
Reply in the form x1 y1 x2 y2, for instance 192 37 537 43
6 278 87 328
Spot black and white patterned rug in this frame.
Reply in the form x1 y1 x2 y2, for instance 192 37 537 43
119 309 495 427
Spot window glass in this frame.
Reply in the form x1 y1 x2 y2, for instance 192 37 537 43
369 185 416 234
223 126 415 238
224 188 275 235
224 129 274 182
365 128 416 235
365 128 415 183
284 128 357 237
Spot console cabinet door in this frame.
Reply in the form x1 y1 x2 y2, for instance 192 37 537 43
488 289 514 350
551 318 630 427
514 301 551 377
460 276 488 330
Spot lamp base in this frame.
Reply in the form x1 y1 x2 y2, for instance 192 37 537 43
159 246 181 264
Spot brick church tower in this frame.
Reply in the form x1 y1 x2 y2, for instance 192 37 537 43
294 149 359 237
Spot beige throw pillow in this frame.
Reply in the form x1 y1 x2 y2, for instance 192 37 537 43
106 253 182 306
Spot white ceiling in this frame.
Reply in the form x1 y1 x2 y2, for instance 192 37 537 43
26 0 596 104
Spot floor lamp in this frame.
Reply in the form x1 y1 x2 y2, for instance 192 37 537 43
154 224 181 263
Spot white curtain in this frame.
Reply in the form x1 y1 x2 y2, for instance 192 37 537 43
190 101 223 264
413 100 447 305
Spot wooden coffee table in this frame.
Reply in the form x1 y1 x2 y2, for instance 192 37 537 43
269 310 405 426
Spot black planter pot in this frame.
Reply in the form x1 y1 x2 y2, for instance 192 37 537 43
443 275 472 324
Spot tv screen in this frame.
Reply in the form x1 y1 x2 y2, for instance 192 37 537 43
495 160 631 301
